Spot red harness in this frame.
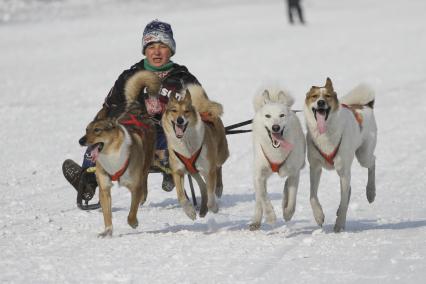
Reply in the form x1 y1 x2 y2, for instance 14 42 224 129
341 104 363 127
313 136 343 166
109 158 130 181
261 146 289 173
173 147 203 174
108 114 151 182
120 114 151 137
313 104 363 166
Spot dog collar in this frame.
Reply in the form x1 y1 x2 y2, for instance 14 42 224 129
173 147 203 174
110 158 130 181
261 146 289 173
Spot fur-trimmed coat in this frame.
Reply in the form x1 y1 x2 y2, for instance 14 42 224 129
95 59 200 120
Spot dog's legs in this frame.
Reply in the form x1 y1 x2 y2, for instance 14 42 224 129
128 182 143 229
192 173 208 217
366 162 376 203
253 172 276 228
139 173 149 206
249 171 265 231
356 148 376 203
206 168 219 213
98 182 113 237
335 170 351 233
309 165 325 227
215 166 223 198
173 173 196 220
283 173 300 222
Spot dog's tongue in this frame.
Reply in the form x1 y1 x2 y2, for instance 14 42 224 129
316 112 327 134
175 125 184 137
272 133 294 152
90 145 100 163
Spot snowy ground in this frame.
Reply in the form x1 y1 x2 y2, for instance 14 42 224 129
1 0 426 283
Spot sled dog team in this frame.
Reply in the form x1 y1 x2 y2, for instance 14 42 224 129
80 70 377 237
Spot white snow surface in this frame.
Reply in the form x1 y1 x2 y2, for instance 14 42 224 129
1 0 426 283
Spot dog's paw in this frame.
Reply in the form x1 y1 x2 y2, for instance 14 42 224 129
283 207 295 222
249 222 261 231
334 215 346 233
311 202 325 226
265 210 277 225
333 223 345 233
199 205 208 218
366 185 376 203
182 201 197 220
215 185 223 198
208 201 219 214
127 216 139 229
98 227 113 238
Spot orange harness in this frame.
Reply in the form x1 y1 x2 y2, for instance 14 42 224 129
173 147 203 174
313 137 342 166
172 113 212 174
261 146 289 173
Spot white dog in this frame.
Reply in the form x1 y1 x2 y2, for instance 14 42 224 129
304 78 377 232
250 89 306 230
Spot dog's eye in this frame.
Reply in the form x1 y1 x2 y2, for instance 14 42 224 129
169 109 177 113
312 95 319 99
265 114 271 118
94 128 102 134
280 114 285 118
184 110 190 114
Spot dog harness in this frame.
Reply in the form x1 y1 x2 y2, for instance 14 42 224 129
341 104 363 128
313 104 364 166
313 136 343 166
120 114 151 137
261 146 289 173
109 158 130 181
173 147 203 174
107 114 151 182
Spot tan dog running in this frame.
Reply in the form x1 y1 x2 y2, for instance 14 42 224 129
162 85 229 220
79 71 159 237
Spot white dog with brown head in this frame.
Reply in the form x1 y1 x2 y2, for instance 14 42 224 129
304 78 377 232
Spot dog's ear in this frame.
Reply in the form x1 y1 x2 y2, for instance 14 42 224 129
184 89 192 103
106 118 116 130
278 90 294 107
325 77 334 91
262 90 271 104
306 86 316 97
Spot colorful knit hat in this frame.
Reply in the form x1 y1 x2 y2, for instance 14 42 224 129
142 20 176 55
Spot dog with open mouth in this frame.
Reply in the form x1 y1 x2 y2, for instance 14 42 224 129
304 78 377 232
79 70 158 237
162 85 229 220
249 88 306 230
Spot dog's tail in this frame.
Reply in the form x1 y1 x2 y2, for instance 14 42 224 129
186 84 223 117
253 88 294 111
124 70 161 106
341 84 375 108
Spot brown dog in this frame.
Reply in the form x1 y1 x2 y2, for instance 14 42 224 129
79 71 159 237
162 85 229 220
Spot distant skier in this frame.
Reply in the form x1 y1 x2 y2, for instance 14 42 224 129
286 0 305 24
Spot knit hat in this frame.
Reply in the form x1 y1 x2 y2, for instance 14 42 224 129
142 20 176 56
